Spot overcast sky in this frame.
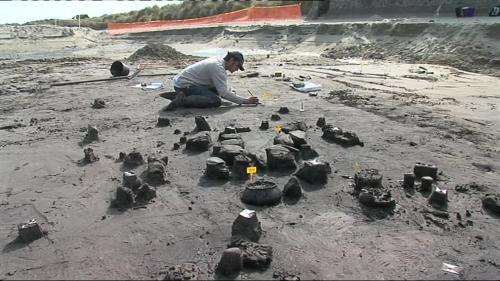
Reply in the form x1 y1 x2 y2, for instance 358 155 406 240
0 1 181 24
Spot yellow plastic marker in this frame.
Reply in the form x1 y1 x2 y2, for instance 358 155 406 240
247 167 257 174
261 92 272 101
247 166 257 182
275 125 283 134
354 162 361 174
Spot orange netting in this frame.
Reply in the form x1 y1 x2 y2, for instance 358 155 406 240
107 4 302 35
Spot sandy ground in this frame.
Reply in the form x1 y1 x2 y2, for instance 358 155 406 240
0 23 500 280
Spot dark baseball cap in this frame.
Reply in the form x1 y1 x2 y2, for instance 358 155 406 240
225 51 245 71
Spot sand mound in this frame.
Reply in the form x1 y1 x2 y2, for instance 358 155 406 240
320 22 500 77
128 42 195 62
0 25 108 41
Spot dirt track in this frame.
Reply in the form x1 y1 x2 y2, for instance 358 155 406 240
0 23 499 280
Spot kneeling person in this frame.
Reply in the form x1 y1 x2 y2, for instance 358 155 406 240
166 51 259 110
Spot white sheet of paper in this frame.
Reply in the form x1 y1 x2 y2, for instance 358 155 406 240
441 262 463 275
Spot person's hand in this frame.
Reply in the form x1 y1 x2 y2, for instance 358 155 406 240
245 96 259 104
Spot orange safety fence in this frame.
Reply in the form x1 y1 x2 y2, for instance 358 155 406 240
107 4 302 35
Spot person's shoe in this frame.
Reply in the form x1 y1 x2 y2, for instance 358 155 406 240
165 100 179 111
159 91 177 101
164 96 185 111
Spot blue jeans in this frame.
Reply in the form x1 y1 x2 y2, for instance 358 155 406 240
174 86 222 108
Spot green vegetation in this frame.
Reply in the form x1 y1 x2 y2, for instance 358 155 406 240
24 0 314 30
72 14 90 20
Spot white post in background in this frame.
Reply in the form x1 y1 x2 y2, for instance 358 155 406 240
78 14 81 28
435 0 445 18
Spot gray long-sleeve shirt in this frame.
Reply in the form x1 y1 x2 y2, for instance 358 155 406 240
172 57 247 104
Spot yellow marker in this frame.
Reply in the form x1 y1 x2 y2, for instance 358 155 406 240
247 166 257 183
247 166 257 175
261 92 272 101
354 162 361 174
275 125 283 133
